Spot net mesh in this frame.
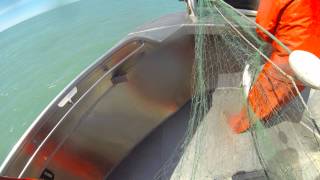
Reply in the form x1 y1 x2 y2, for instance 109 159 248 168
154 0 320 179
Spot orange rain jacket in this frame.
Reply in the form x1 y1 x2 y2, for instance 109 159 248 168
248 0 320 120
256 0 320 57
229 0 320 133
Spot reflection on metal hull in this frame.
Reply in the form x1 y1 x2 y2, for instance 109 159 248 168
0 12 196 179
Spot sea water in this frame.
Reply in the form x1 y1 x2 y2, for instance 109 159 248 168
0 0 183 164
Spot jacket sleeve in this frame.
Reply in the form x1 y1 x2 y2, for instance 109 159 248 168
256 0 292 42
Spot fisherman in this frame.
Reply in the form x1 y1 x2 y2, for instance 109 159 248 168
229 0 320 133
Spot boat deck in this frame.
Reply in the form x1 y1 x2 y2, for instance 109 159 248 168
171 74 320 180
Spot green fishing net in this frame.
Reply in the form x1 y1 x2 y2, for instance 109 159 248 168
155 0 320 179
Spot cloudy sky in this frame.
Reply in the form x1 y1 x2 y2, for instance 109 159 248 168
0 0 79 32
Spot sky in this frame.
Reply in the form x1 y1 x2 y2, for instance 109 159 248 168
0 0 79 32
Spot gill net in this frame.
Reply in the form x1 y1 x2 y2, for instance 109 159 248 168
155 0 320 179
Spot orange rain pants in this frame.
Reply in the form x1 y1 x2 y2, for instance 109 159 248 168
230 0 320 133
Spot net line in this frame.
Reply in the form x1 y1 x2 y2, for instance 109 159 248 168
213 2 317 132
153 0 320 179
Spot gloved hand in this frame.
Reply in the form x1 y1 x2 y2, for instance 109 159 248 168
228 108 250 134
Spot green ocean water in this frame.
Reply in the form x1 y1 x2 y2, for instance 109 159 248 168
0 0 183 164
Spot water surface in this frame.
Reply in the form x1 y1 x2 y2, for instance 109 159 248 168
0 0 183 164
